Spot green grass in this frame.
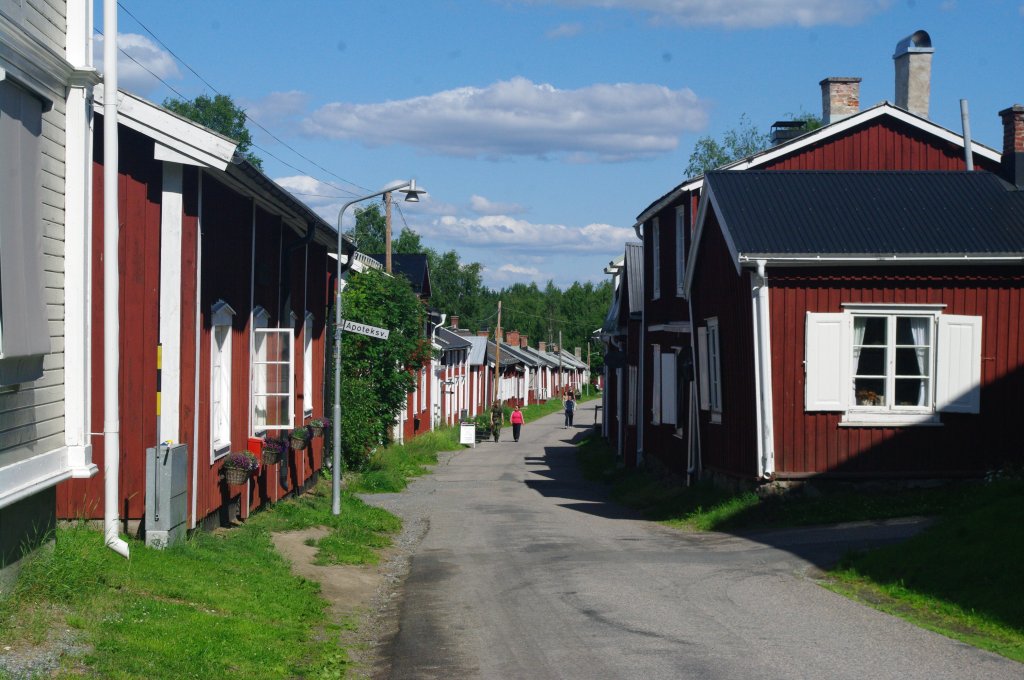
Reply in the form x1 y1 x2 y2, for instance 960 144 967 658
827 479 1024 662
575 432 1024 661
346 427 458 494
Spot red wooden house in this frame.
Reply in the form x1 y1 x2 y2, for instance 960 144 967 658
58 88 343 530
630 33 1006 479
686 159 1024 482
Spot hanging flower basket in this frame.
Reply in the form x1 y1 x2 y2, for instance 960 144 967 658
222 451 259 485
261 436 286 465
308 417 331 438
289 427 311 451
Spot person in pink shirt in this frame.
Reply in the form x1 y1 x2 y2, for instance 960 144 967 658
510 403 525 442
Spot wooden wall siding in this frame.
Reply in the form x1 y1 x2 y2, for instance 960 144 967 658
198 174 254 519
689 212 758 478
61 126 162 519
761 118 1001 173
769 267 1024 477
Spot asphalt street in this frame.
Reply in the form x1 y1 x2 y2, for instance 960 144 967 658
363 401 1021 679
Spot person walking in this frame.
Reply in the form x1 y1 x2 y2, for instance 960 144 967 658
489 400 504 442
563 392 575 428
510 403 524 442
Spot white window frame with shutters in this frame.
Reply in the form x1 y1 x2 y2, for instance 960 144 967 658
661 350 678 427
697 318 722 424
210 301 235 460
627 365 638 426
251 307 295 434
303 312 314 417
675 206 686 297
651 217 661 300
804 304 981 426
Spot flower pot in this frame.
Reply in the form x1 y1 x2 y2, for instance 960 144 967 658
262 448 281 465
224 467 250 486
310 426 324 437
290 437 308 451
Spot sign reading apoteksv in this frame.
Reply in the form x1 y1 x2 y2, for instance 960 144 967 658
341 319 390 340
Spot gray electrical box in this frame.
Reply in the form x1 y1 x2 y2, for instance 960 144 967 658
145 443 188 549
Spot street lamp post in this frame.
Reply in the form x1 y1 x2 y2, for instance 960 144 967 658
332 179 426 516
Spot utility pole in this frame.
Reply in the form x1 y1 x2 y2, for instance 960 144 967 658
558 329 563 396
494 300 502 404
384 191 392 273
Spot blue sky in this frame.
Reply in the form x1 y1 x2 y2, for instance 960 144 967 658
98 1 1023 288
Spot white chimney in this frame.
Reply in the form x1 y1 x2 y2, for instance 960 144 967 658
894 30 934 118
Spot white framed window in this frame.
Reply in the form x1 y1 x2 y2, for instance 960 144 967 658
651 345 662 425
698 319 722 422
0 78 50 386
661 350 678 426
251 306 295 432
303 312 314 417
805 305 981 425
627 365 638 426
675 206 686 297
651 217 661 300
210 300 235 458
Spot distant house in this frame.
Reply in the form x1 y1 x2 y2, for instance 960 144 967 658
628 31 1011 480
435 327 471 425
687 165 1024 482
57 87 342 529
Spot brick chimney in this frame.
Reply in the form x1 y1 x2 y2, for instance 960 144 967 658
450 315 459 329
1000 104 1024 188
893 30 933 118
574 347 581 360
477 327 489 337
820 77 861 124
505 330 520 347
520 335 528 349
538 341 547 352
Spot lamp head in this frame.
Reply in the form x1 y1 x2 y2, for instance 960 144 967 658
400 179 427 203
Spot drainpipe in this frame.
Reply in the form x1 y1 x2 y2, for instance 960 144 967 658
754 260 774 479
686 296 701 482
959 99 974 171
102 0 129 559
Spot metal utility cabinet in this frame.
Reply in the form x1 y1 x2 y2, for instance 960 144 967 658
145 444 189 549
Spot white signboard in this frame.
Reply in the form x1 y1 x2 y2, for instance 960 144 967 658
460 422 476 448
341 319 390 340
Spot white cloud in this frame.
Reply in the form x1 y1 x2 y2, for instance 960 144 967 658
523 0 891 28
239 90 310 127
499 263 545 277
421 214 635 253
547 22 584 38
302 77 708 161
94 33 181 95
470 195 527 216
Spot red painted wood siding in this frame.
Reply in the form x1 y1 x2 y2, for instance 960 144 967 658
688 211 759 478
761 118 1000 173
769 267 1024 477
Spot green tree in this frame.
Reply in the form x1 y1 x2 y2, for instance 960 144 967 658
163 93 262 169
684 113 770 178
350 203 386 254
333 269 428 468
426 249 488 329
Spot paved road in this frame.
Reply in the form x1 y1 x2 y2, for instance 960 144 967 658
365 402 1020 679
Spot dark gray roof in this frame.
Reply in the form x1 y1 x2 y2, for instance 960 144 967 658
366 253 430 295
705 171 1024 259
486 341 524 367
436 326 471 350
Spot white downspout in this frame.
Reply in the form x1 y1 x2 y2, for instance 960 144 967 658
102 0 129 559
754 260 775 479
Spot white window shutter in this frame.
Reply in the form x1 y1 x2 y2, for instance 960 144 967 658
936 315 982 414
662 352 677 425
805 312 849 412
651 347 662 424
697 328 710 410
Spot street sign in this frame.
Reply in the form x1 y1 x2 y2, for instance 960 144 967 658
341 319 390 340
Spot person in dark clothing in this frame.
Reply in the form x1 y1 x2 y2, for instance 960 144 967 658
563 394 575 428
490 400 504 442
